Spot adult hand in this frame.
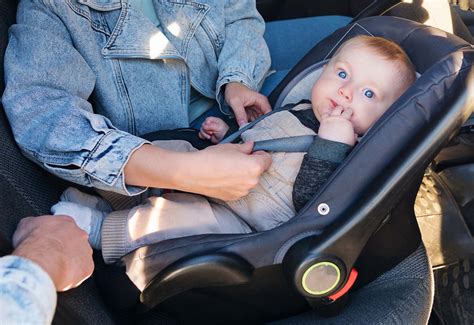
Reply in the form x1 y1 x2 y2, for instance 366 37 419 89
12 215 94 292
178 141 272 201
318 106 357 147
225 82 271 127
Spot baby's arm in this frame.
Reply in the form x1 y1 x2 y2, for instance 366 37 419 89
292 134 352 212
199 117 230 144
318 107 357 147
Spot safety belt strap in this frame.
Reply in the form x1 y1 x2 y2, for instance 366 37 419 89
220 101 314 152
219 106 288 144
252 135 315 153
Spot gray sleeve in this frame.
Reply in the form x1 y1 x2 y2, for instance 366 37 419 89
292 137 352 212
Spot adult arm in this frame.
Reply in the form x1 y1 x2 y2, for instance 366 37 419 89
292 137 352 212
2 0 148 196
124 141 272 201
216 0 272 124
0 215 94 324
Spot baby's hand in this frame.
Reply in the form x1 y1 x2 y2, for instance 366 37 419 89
199 116 230 144
318 106 357 147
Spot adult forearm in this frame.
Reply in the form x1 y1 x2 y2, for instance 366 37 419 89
124 144 187 190
124 142 272 201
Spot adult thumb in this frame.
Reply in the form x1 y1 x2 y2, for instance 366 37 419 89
236 141 254 154
253 150 272 171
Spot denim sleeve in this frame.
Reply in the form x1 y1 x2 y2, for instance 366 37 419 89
0 256 57 325
2 0 148 196
215 0 271 114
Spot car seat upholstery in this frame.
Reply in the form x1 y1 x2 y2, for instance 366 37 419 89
0 2 471 324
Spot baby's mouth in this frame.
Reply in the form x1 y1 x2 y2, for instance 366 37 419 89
329 99 338 109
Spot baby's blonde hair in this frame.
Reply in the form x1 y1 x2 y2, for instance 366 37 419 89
335 35 416 87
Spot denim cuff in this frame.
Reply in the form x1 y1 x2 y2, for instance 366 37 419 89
0 255 57 324
308 136 352 163
216 70 258 115
83 130 150 196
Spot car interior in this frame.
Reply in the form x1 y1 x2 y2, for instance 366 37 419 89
0 0 473 324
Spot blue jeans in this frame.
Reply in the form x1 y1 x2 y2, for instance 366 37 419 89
190 15 352 128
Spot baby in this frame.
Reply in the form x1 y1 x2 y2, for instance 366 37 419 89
52 36 416 264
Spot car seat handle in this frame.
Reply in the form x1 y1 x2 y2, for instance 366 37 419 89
140 253 253 310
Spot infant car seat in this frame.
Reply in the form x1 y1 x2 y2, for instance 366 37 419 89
93 16 473 324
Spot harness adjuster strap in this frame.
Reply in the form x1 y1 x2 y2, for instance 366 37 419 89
252 135 316 152
220 108 284 144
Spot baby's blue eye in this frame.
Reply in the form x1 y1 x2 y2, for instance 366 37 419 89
338 71 347 79
364 89 374 98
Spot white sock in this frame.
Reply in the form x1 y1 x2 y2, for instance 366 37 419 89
51 201 106 249
60 187 112 213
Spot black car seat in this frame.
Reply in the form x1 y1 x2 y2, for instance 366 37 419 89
0 2 471 325
93 16 472 324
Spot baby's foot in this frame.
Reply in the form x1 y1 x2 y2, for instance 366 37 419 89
51 201 106 250
60 187 112 213
198 116 230 144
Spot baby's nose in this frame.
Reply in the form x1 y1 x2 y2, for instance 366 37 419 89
338 87 352 101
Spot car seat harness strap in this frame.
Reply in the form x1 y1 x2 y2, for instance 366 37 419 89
252 135 316 152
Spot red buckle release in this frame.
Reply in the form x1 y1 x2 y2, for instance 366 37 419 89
328 268 358 301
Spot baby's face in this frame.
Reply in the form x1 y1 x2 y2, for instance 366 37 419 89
311 43 409 135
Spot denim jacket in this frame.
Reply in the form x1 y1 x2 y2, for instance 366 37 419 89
3 0 270 195
0 256 57 324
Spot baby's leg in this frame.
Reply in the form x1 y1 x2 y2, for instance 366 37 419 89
52 178 252 265
101 193 252 264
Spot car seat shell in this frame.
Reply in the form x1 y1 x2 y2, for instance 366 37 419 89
95 17 474 322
